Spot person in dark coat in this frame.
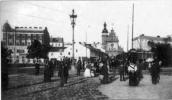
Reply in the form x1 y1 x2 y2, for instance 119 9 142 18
49 60 54 77
77 58 82 76
136 60 143 81
35 60 40 75
99 61 109 84
64 60 69 83
60 59 69 86
150 57 161 84
58 60 62 77
119 61 125 81
128 61 138 86
44 59 51 82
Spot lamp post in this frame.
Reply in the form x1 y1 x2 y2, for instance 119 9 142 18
70 9 77 60
85 25 90 58
131 3 135 49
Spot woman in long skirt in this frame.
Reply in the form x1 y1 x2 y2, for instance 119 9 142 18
84 62 91 78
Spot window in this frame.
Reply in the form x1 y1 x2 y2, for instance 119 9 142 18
17 49 24 53
3 32 6 40
60 52 62 55
38 34 42 40
16 40 20 45
51 53 53 56
21 40 26 45
22 34 25 39
27 34 31 39
16 34 20 39
68 52 70 55
32 34 37 40
76 49 78 52
8 39 13 45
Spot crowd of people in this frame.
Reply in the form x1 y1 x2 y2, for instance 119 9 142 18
33 54 162 87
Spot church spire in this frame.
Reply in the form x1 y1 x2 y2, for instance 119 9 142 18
102 22 108 33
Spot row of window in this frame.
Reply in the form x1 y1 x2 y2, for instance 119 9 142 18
67 49 78 55
51 52 63 56
50 43 63 47
14 57 44 64
7 39 42 46
3 33 43 40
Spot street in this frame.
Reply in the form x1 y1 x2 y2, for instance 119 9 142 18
99 74 172 99
2 67 172 100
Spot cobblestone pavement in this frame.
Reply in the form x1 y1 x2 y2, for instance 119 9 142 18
99 74 172 99
2 72 108 100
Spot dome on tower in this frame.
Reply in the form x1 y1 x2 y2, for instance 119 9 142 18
3 21 13 32
102 22 108 33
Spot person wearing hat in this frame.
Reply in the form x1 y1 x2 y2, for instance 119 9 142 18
150 56 161 84
77 57 82 76
35 59 40 75
128 59 138 86
119 60 125 81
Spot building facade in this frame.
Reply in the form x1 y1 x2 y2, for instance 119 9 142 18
63 42 107 60
133 34 171 51
133 34 172 60
101 22 123 57
48 37 65 60
2 22 50 63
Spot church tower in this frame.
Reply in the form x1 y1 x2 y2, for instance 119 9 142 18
102 22 108 50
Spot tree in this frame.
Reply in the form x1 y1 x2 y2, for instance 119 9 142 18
148 41 172 66
1 42 12 90
27 40 51 59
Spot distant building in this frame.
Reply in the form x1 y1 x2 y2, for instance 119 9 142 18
63 42 107 60
101 22 123 57
2 21 50 63
133 34 172 60
133 34 172 51
48 37 66 60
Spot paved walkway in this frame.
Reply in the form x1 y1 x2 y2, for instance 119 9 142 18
99 74 172 99
2 70 108 100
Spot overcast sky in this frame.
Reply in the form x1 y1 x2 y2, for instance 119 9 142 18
1 0 172 51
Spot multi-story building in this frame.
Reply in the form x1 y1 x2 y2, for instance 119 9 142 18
133 34 171 51
48 37 66 60
133 34 172 60
2 22 50 63
101 22 123 57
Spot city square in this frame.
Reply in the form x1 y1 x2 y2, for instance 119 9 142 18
1 1 172 100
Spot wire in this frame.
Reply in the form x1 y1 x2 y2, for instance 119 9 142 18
1 9 59 25
24 2 98 28
26 2 68 16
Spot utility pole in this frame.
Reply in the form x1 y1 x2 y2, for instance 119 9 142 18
85 25 90 58
131 3 135 49
86 31 87 58
127 25 129 52
14 27 16 63
70 9 77 59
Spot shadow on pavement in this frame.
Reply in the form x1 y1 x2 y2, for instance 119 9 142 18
20 77 87 97
109 77 119 83
8 78 61 90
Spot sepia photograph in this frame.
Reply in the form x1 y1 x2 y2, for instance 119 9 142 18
1 0 172 99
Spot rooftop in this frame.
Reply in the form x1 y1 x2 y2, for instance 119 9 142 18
133 34 165 41
50 37 64 43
